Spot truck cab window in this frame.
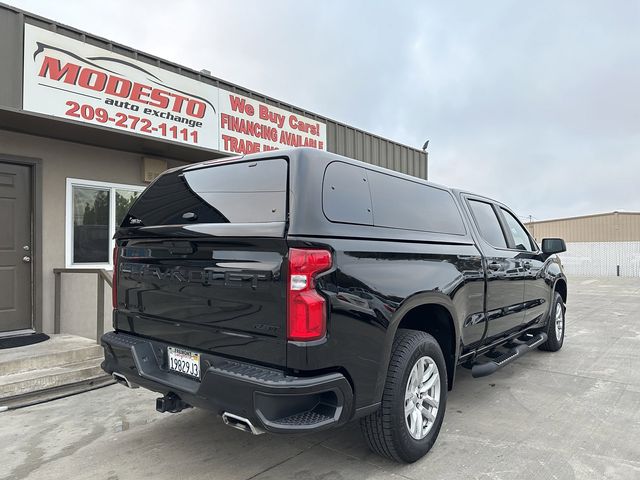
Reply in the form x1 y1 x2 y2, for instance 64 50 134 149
468 200 507 248
500 208 534 251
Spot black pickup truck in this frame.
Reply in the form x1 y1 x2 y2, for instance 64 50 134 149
101 148 567 463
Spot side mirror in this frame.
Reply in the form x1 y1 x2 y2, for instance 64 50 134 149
542 238 566 254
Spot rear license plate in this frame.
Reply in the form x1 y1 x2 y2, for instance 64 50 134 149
167 346 200 380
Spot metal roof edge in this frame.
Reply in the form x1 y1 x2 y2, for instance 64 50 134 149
527 211 640 224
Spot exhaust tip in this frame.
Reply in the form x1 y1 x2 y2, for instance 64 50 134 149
112 372 138 389
222 412 264 435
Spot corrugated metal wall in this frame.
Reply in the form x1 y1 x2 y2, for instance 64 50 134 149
325 122 427 179
0 4 428 179
526 212 640 242
526 212 640 278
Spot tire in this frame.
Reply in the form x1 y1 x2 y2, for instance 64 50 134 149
539 291 565 352
360 329 448 463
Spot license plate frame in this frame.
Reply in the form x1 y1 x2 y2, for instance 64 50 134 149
167 346 201 380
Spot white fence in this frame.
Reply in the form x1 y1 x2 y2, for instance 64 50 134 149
558 242 640 277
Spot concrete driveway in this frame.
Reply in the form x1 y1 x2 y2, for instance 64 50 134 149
2 277 640 480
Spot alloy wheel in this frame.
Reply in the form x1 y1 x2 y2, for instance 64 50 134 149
555 302 564 341
404 355 441 440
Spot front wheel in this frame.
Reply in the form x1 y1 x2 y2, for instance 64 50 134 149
360 329 447 463
539 291 565 352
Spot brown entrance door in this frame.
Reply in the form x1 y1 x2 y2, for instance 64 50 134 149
0 162 32 333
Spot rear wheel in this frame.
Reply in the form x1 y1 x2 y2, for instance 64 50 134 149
539 291 565 352
360 329 447 463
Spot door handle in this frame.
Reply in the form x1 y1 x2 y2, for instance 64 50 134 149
487 262 501 271
22 256 31 263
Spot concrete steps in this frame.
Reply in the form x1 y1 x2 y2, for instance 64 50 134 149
0 334 114 408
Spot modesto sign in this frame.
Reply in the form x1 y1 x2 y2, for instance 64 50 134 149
23 24 326 154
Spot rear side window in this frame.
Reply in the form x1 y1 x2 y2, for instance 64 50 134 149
368 171 466 234
468 200 507 248
321 161 466 235
323 162 373 225
124 159 287 227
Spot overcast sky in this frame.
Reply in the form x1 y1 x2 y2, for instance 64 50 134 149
8 0 640 220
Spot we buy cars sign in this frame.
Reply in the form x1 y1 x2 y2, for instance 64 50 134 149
219 92 326 154
23 24 327 155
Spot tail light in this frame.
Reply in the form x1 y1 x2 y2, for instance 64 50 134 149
287 248 332 341
112 246 119 309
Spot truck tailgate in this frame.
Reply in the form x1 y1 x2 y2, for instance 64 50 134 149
114 238 287 366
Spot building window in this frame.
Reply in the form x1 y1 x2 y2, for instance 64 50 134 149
66 179 144 268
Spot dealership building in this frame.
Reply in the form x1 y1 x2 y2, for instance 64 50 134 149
0 4 427 341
